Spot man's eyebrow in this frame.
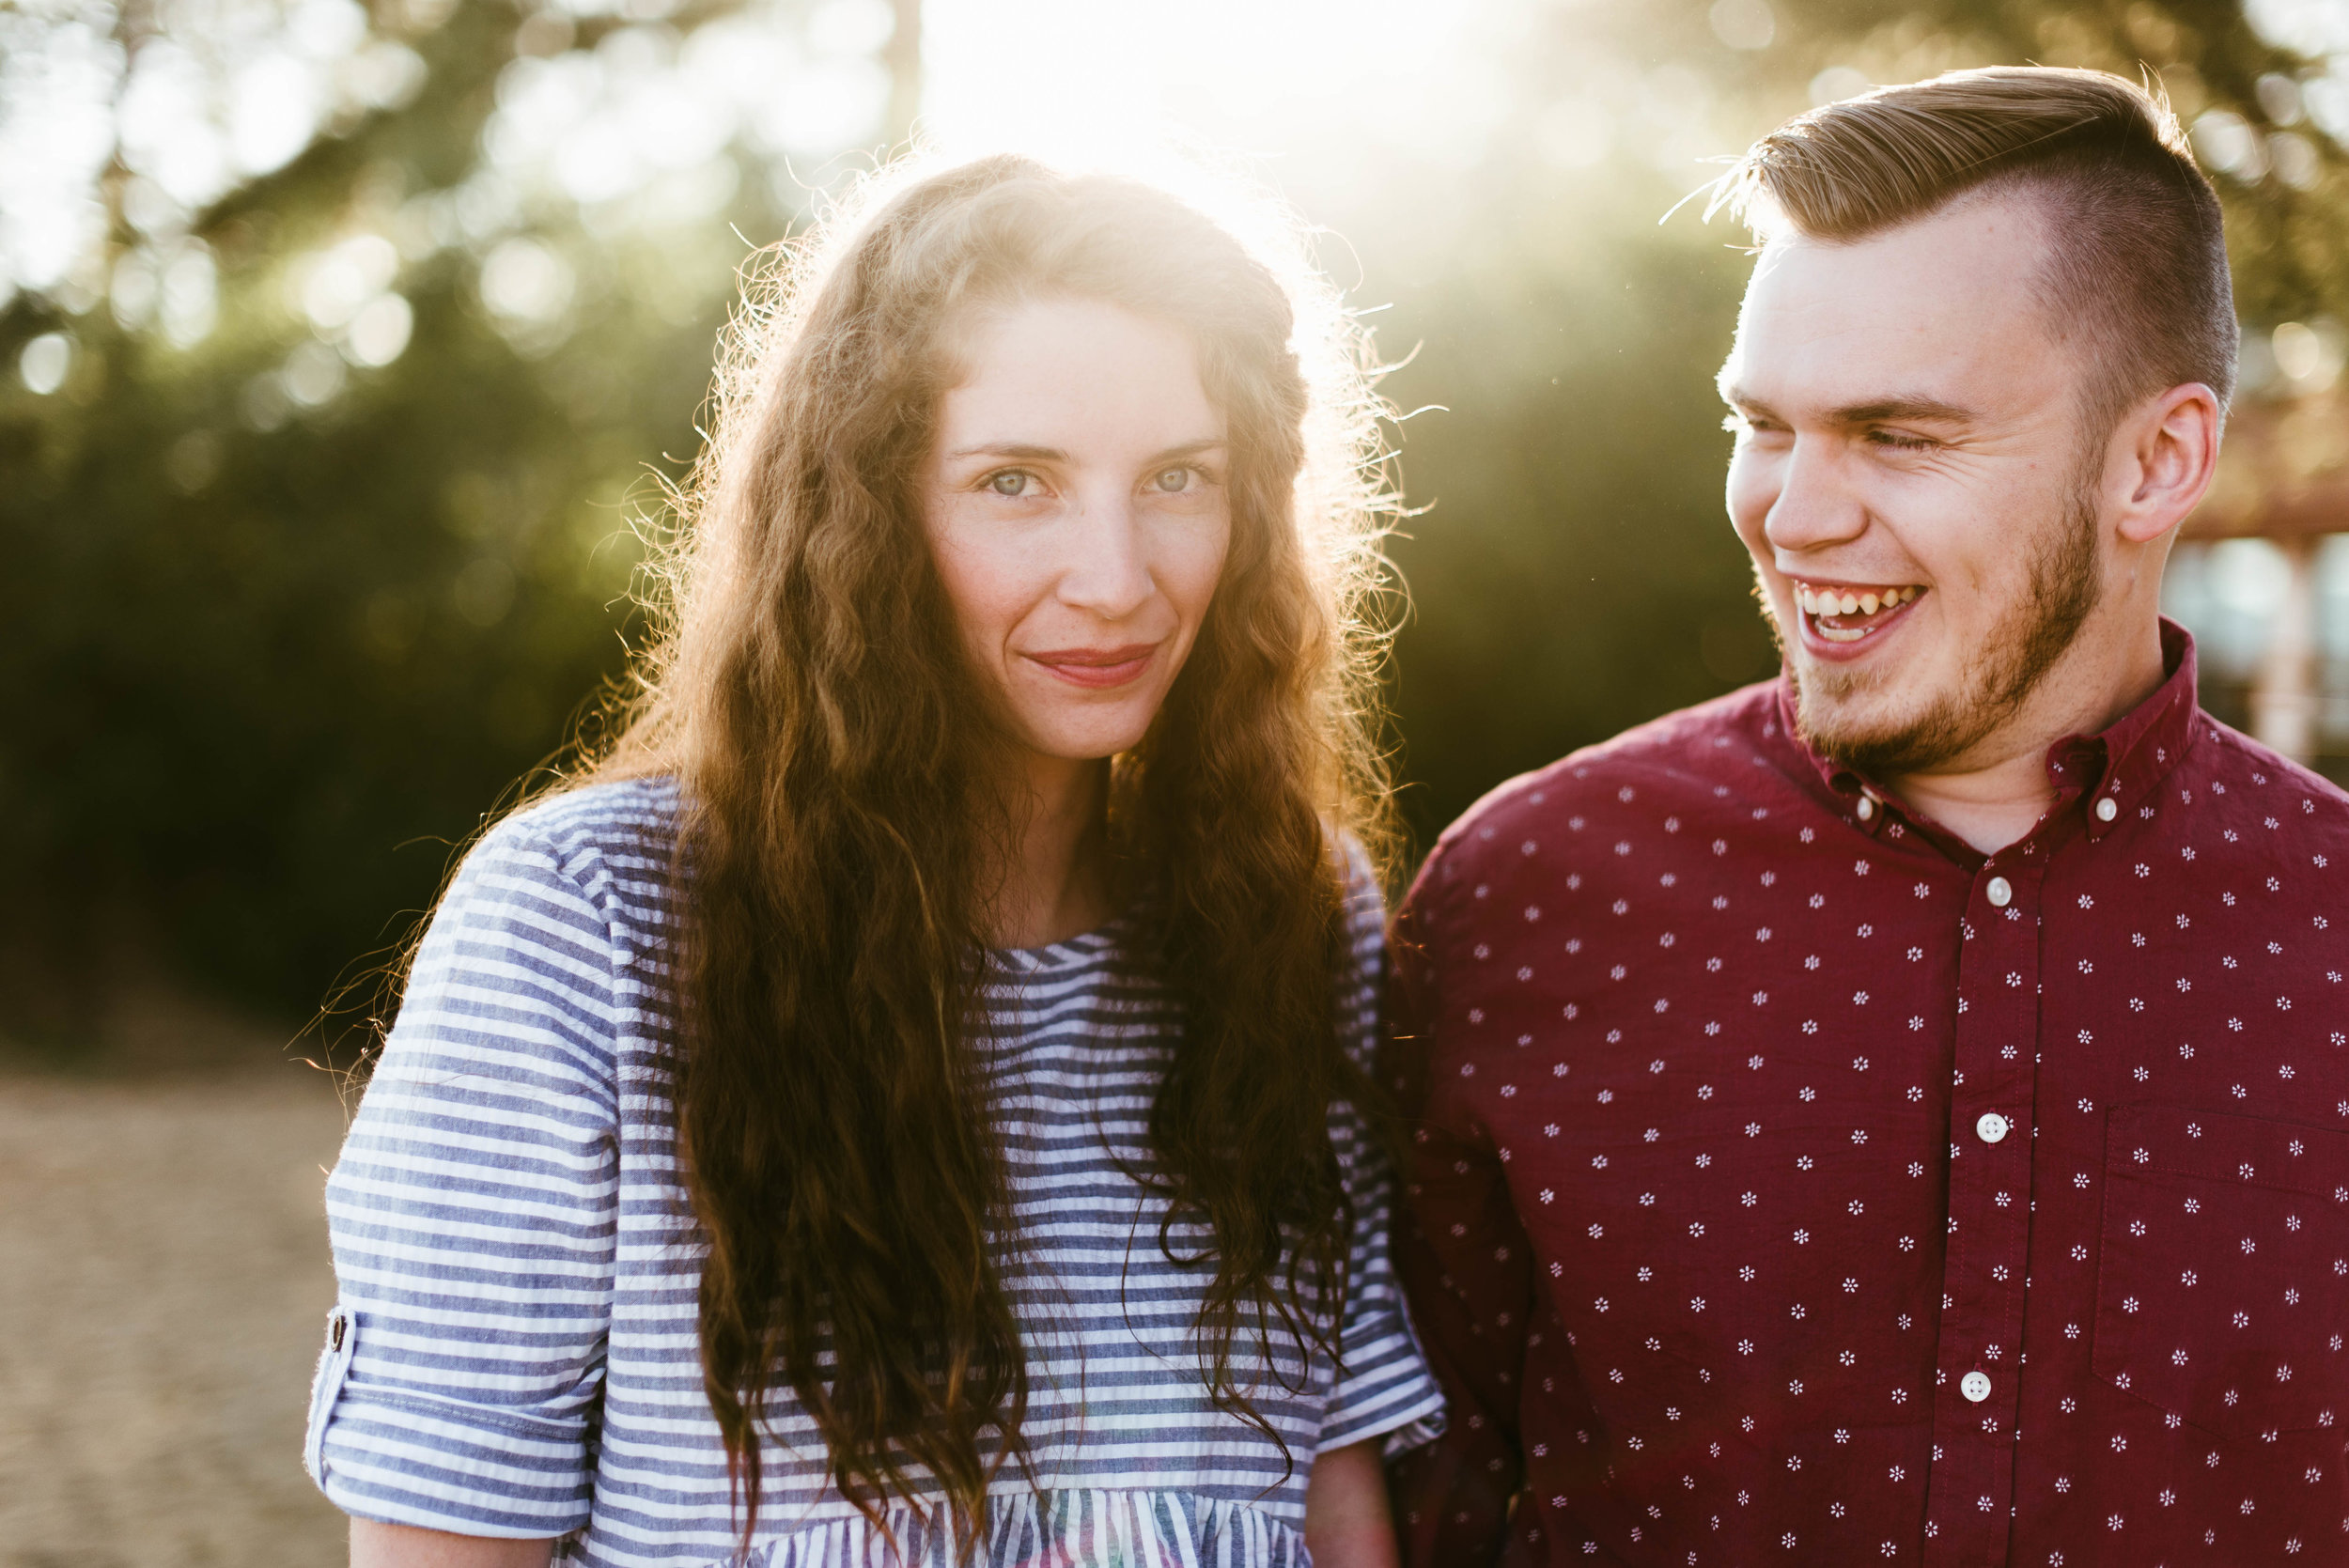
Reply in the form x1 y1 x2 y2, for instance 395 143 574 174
1717 387 1979 427
1828 396 1979 426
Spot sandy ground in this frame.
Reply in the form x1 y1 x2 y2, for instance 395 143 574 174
0 1067 354 1567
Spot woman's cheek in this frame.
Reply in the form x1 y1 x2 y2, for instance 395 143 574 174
1170 509 1234 622
930 513 1033 652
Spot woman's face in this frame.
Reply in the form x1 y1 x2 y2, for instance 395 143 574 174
921 295 1232 770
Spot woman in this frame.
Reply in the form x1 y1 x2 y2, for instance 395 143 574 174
304 154 1442 1568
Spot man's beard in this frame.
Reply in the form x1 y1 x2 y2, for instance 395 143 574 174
1781 478 2102 777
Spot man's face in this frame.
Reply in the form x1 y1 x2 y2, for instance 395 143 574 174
1719 194 2105 774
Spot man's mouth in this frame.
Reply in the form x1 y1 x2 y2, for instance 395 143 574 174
1793 581 1926 645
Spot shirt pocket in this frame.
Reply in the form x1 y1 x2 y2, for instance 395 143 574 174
2092 1106 2349 1442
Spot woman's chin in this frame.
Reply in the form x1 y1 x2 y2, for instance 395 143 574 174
1006 717 1155 768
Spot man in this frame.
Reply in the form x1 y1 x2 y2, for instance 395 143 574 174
1387 68 2349 1566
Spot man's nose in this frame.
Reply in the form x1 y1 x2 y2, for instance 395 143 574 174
1763 437 1869 556
1057 496 1154 621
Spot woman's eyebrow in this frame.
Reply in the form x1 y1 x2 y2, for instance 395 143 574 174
945 442 1066 461
1143 438 1228 464
944 437 1229 463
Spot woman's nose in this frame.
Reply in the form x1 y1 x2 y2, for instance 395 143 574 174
1056 499 1154 621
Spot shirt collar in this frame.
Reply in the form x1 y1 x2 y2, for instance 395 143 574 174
2057 617 2201 842
1771 618 2202 851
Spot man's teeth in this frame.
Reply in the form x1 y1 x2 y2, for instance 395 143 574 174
1792 583 1921 642
1795 583 1918 617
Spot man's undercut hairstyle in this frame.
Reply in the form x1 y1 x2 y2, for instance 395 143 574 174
1719 66 2238 434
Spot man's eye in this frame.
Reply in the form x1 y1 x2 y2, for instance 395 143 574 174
987 471 1032 496
1871 430 1936 451
1151 467 1193 492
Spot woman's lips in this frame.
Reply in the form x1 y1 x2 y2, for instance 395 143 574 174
1023 643 1159 689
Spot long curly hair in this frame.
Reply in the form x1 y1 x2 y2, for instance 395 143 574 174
589 153 1401 1545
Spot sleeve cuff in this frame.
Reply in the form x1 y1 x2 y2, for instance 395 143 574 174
312 1379 593 1538
1318 1377 1450 1456
1380 1409 1448 1461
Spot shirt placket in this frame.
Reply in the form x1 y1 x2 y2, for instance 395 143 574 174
1923 856 2042 1566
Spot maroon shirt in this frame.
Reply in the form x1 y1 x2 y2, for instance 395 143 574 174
1387 626 2349 1566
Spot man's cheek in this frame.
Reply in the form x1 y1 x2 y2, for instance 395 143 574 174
1725 463 1777 548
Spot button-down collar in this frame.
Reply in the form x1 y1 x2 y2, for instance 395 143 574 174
1773 619 2202 859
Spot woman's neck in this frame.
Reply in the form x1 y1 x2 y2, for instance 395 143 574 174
981 752 1113 949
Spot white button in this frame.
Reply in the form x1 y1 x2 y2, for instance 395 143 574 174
1976 1112 2010 1144
2095 797 2119 823
1857 797 1875 822
1961 1370 1993 1403
1985 876 2013 908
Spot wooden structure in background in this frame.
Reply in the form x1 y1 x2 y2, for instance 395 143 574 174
2181 388 2349 763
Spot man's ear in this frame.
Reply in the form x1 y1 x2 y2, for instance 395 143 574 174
2112 382 2221 546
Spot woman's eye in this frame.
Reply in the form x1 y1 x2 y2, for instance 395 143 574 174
987 471 1032 497
1151 467 1192 493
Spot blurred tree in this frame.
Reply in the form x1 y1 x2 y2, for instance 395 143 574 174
6 0 2345 1044
0 0 893 1044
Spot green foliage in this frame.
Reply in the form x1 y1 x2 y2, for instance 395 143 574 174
1366 196 1767 845
1 0 783 1033
8 0 2348 1037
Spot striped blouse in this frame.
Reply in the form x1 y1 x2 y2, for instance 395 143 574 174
304 778 1443 1566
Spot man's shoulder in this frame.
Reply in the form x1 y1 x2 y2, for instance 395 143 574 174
2183 711 2349 840
1426 681 1787 872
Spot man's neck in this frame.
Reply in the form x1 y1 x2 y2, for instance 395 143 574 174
1882 613 2169 856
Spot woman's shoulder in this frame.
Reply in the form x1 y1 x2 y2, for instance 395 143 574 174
1331 827 1388 953
492 772 682 862
378 777 687 1091
444 775 684 964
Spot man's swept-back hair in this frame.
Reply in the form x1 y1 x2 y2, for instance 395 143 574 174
576 154 1400 1550
1716 66 2238 430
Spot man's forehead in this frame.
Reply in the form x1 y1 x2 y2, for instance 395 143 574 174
1725 190 2065 407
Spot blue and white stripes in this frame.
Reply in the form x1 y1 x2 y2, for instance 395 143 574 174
306 777 1442 1566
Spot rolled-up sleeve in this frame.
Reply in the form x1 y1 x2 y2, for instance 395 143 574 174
1315 1134 1449 1456
306 817 624 1538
